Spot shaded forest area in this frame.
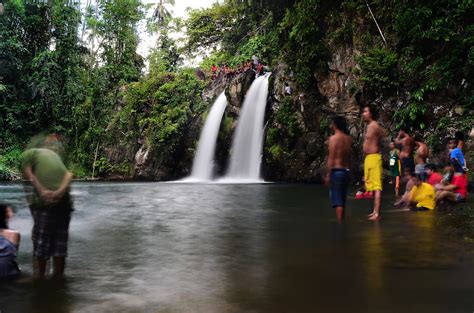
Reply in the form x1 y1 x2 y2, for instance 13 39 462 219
0 0 473 180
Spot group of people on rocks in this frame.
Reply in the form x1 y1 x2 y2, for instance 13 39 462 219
0 134 73 279
210 55 266 81
326 104 469 222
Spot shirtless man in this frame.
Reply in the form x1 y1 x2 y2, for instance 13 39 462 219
362 105 384 220
325 116 352 222
414 136 428 180
395 128 415 174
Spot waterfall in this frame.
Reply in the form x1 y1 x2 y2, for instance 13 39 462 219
223 74 270 181
187 92 228 181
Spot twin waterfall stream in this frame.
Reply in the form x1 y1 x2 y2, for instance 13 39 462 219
185 74 270 183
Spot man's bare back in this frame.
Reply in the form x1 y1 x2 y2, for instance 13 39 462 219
328 132 352 169
363 121 382 155
396 130 414 159
415 141 428 164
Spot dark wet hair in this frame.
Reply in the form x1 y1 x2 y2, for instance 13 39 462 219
364 104 379 120
413 134 423 142
0 204 10 229
332 116 348 134
399 126 409 133
408 172 423 181
425 164 437 171
455 131 464 141
448 138 458 145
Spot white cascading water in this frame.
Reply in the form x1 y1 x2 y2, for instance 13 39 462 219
187 92 228 181
223 74 270 182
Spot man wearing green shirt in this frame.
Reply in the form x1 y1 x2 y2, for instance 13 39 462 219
22 145 73 278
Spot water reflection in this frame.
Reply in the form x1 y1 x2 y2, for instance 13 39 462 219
0 182 473 313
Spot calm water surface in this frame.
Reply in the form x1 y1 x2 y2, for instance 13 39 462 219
0 182 473 313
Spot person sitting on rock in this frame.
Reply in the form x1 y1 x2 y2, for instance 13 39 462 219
211 64 217 80
425 164 442 186
394 168 415 207
406 173 436 211
436 164 468 204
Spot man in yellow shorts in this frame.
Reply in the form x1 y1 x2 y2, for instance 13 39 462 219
362 105 384 220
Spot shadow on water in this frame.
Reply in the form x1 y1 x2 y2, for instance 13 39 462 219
0 182 473 313
0 278 72 313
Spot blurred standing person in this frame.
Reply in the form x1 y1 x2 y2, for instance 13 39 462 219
22 134 73 278
389 141 401 196
395 128 415 174
325 116 352 222
448 138 466 173
362 105 384 220
455 131 466 154
414 136 429 180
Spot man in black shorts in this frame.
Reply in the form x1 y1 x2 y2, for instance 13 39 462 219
396 128 416 174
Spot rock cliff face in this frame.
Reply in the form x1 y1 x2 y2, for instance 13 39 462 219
101 48 473 182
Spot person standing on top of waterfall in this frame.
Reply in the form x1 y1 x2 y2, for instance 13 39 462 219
362 105 384 220
211 64 217 80
251 55 259 69
325 116 352 222
395 128 416 174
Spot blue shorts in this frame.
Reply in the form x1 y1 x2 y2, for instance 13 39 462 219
330 169 350 208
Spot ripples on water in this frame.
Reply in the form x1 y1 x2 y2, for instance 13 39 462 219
0 182 473 313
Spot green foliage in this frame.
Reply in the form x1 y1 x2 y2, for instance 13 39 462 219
94 156 130 177
279 0 329 88
219 116 234 141
184 2 237 55
186 1 288 68
358 48 398 92
0 146 22 179
91 0 144 84
1 0 473 180
268 144 283 160
109 66 207 163
275 97 301 138
199 51 233 70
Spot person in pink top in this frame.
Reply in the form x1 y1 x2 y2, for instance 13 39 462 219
436 164 468 203
425 164 443 186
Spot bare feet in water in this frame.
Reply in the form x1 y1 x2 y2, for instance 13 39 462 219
367 212 380 220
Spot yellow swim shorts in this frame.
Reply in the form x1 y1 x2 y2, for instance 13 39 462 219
364 153 383 191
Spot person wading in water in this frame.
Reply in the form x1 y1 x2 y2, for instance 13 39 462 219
395 128 415 174
414 135 429 180
22 134 74 278
362 105 384 220
325 116 352 222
